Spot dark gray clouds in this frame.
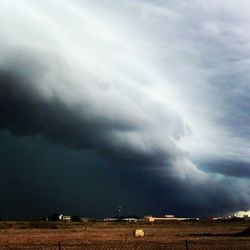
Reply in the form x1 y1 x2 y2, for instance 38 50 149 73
201 160 250 178
1 0 250 218
0 62 177 169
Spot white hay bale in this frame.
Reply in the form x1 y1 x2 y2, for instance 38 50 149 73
134 229 145 237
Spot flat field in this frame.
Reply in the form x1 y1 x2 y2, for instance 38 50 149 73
0 221 250 249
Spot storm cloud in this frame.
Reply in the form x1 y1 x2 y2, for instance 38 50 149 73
1 0 250 218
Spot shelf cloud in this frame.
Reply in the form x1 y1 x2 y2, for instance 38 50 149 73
1 0 250 217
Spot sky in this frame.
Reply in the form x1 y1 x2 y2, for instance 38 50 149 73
1 0 250 219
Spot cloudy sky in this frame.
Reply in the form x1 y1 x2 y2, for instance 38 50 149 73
1 0 250 219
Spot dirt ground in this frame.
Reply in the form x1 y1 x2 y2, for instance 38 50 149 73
0 221 250 249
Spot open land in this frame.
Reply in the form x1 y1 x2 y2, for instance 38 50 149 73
0 221 250 249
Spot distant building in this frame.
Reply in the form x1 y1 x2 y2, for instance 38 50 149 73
165 214 175 218
103 218 119 222
144 215 194 223
58 214 71 222
122 218 138 222
144 214 199 223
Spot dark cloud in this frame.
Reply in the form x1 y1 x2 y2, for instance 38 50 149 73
1 130 248 219
1 0 250 219
0 51 180 171
0 51 185 218
201 160 250 178
0 129 158 219
0 66 246 218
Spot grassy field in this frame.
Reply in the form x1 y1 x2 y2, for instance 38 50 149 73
0 221 250 249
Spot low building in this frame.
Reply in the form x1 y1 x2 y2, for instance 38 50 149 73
122 218 138 222
165 214 175 218
144 215 188 223
61 215 71 222
103 218 119 222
